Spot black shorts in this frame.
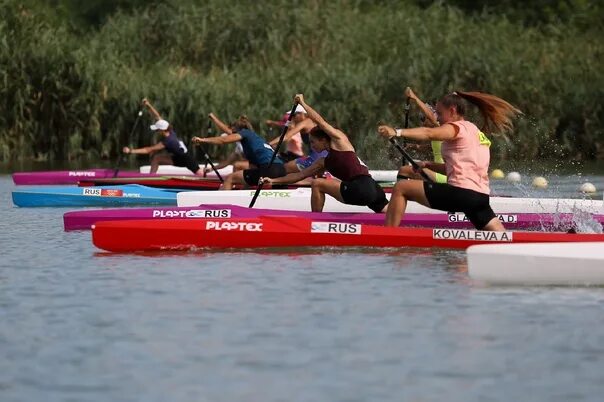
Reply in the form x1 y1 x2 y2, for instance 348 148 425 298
172 152 200 174
340 175 389 213
279 151 304 162
423 182 496 229
243 164 287 186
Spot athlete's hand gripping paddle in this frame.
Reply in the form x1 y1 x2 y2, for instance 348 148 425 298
196 118 224 182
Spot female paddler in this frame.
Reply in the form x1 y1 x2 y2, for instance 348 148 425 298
123 98 203 175
268 105 329 174
192 113 286 190
378 91 521 231
398 87 447 184
261 94 388 213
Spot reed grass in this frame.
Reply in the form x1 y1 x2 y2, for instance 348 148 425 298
1 0 602 167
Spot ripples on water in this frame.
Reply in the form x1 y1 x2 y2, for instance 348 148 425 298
1 176 604 402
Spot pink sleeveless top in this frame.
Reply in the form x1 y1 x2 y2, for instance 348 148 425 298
441 120 490 194
287 132 303 156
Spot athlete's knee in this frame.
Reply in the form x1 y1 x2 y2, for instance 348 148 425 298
311 178 327 190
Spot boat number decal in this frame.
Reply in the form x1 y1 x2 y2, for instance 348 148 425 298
82 188 102 196
248 191 291 198
447 213 518 223
69 171 96 177
205 221 263 231
152 209 232 218
432 229 513 242
311 222 362 235
82 188 125 197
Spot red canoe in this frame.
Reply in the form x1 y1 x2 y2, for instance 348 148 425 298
91 216 604 252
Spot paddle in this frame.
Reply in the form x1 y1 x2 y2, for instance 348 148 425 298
196 118 224 182
248 102 298 208
389 96 433 183
400 95 411 166
389 137 433 183
114 110 143 178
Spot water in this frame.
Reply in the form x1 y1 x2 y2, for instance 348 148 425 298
2 174 604 402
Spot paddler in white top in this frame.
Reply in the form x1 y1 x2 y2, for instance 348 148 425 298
123 98 203 175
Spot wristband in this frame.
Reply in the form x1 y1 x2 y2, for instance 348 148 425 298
395 128 403 137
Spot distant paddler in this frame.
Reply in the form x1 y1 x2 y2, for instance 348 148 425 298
268 104 329 174
266 110 304 162
261 94 388 213
123 98 203 175
397 87 447 183
378 91 521 231
193 113 286 190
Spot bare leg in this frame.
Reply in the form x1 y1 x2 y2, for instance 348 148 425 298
222 170 245 190
310 178 344 212
384 180 430 226
482 217 506 231
233 161 249 172
149 153 173 174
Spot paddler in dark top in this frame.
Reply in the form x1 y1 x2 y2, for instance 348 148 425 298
261 94 389 213
123 98 203 175
192 113 287 190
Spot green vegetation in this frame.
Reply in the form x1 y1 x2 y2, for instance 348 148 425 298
1 0 603 167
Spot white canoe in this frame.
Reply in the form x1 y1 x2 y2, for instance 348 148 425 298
467 242 604 286
141 165 398 182
177 188 604 214
140 165 234 177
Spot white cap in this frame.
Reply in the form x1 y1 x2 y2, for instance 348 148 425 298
150 119 170 131
285 105 307 115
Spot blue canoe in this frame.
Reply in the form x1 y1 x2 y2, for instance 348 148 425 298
12 185 182 207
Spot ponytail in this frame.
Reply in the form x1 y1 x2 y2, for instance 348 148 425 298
440 91 521 133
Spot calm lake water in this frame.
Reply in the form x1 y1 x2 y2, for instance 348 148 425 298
2 172 604 402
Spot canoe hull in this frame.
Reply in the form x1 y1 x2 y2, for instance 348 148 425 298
12 185 178 207
91 216 604 252
468 242 604 286
63 204 604 231
177 188 604 214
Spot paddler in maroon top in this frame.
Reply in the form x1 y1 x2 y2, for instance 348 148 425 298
261 94 388 213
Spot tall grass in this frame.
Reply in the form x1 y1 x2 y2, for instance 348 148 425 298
1 0 603 167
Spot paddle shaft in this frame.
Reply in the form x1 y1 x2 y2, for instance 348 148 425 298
401 97 411 165
248 102 298 208
114 110 143 178
389 137 433 183
198 119 224 182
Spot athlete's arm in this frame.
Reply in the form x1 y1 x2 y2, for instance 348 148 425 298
378 124 457 142
268 119 310 147
406 87 438 127
261 158 325 185
295 94 354 151
192 133 242 145
123 142 165 155
208 113 233 135
142 98 162 121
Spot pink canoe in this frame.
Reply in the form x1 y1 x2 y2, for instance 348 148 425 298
62 204 604 231
13 169 155 185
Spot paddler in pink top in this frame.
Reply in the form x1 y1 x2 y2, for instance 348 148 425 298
262 94 388 213
266 108 304 162
378 91 521 231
